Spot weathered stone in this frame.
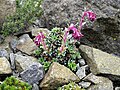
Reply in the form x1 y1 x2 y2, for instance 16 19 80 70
0 36 17 54
9 39 18 52
76 65 88 79
12 70 19 78
15 54 38 72
10 53 15 69
84 73 113 90
16 34 38 55
20 63 44 84
79 45 120 76
78 58 86 66
40 62 80 89
32 83 39 90
78 81 91 89
0 57 12 74
0 49 9 59
30 27 50 36
0 0 16 27
91 17 120 57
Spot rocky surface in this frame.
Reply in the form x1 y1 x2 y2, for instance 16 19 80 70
40 62 80 89
0 0 16 28
42 0 120 28
42 0 120 57
1 1 120 88
79 45 120 76
79 81 91 89
10 53 15 70
84 73 113 90
0 57 12 74
15 54 38 72
20 63 44 84
0 49 9 59
76 65 88 79
0 36 17 54
30 27 50 36
16 34 38 55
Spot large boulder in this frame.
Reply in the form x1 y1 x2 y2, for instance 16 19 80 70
14 54 38 72
40 62 80 89
0 0 16 28
79 45 120 76
20 63 44 84
84 73 113 90
42 0 120 57
16 34 38 55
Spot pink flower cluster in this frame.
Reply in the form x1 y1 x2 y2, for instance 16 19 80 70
34 32 47 50
79 11 96 30
34 11 96 53
60 11 96 53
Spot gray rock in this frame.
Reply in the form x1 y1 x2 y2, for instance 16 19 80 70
0 57 12 74
16 34 38 55
20 63 44 84
40 62 80 89
10 53 15 69
0 49 8 59
84 73 113 90
91 17 120 57
76 65 88 79
76 63 80 69
15 54 38 72
30 27 50 37
79 45 120 76
9 39 18 52
0 36 17 54
12 70 19 78
0 0 16 27
115 87 120 90
32 83 39 90
78 81 91 89
78 59 86 66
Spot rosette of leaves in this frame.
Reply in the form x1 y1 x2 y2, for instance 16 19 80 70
57 82 85 90
0 76 32 90
1 0 43 36
34 27 81 72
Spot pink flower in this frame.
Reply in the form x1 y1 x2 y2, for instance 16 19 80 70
79 11 96 31
68 24 84 40
86 11 96 21
60 24 84 53
34 32 47 50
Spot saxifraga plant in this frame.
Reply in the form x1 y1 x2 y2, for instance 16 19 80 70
34 11 96 71
1 0 43 36
34 27 79 71
57 82 85 90
0 76 32 90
